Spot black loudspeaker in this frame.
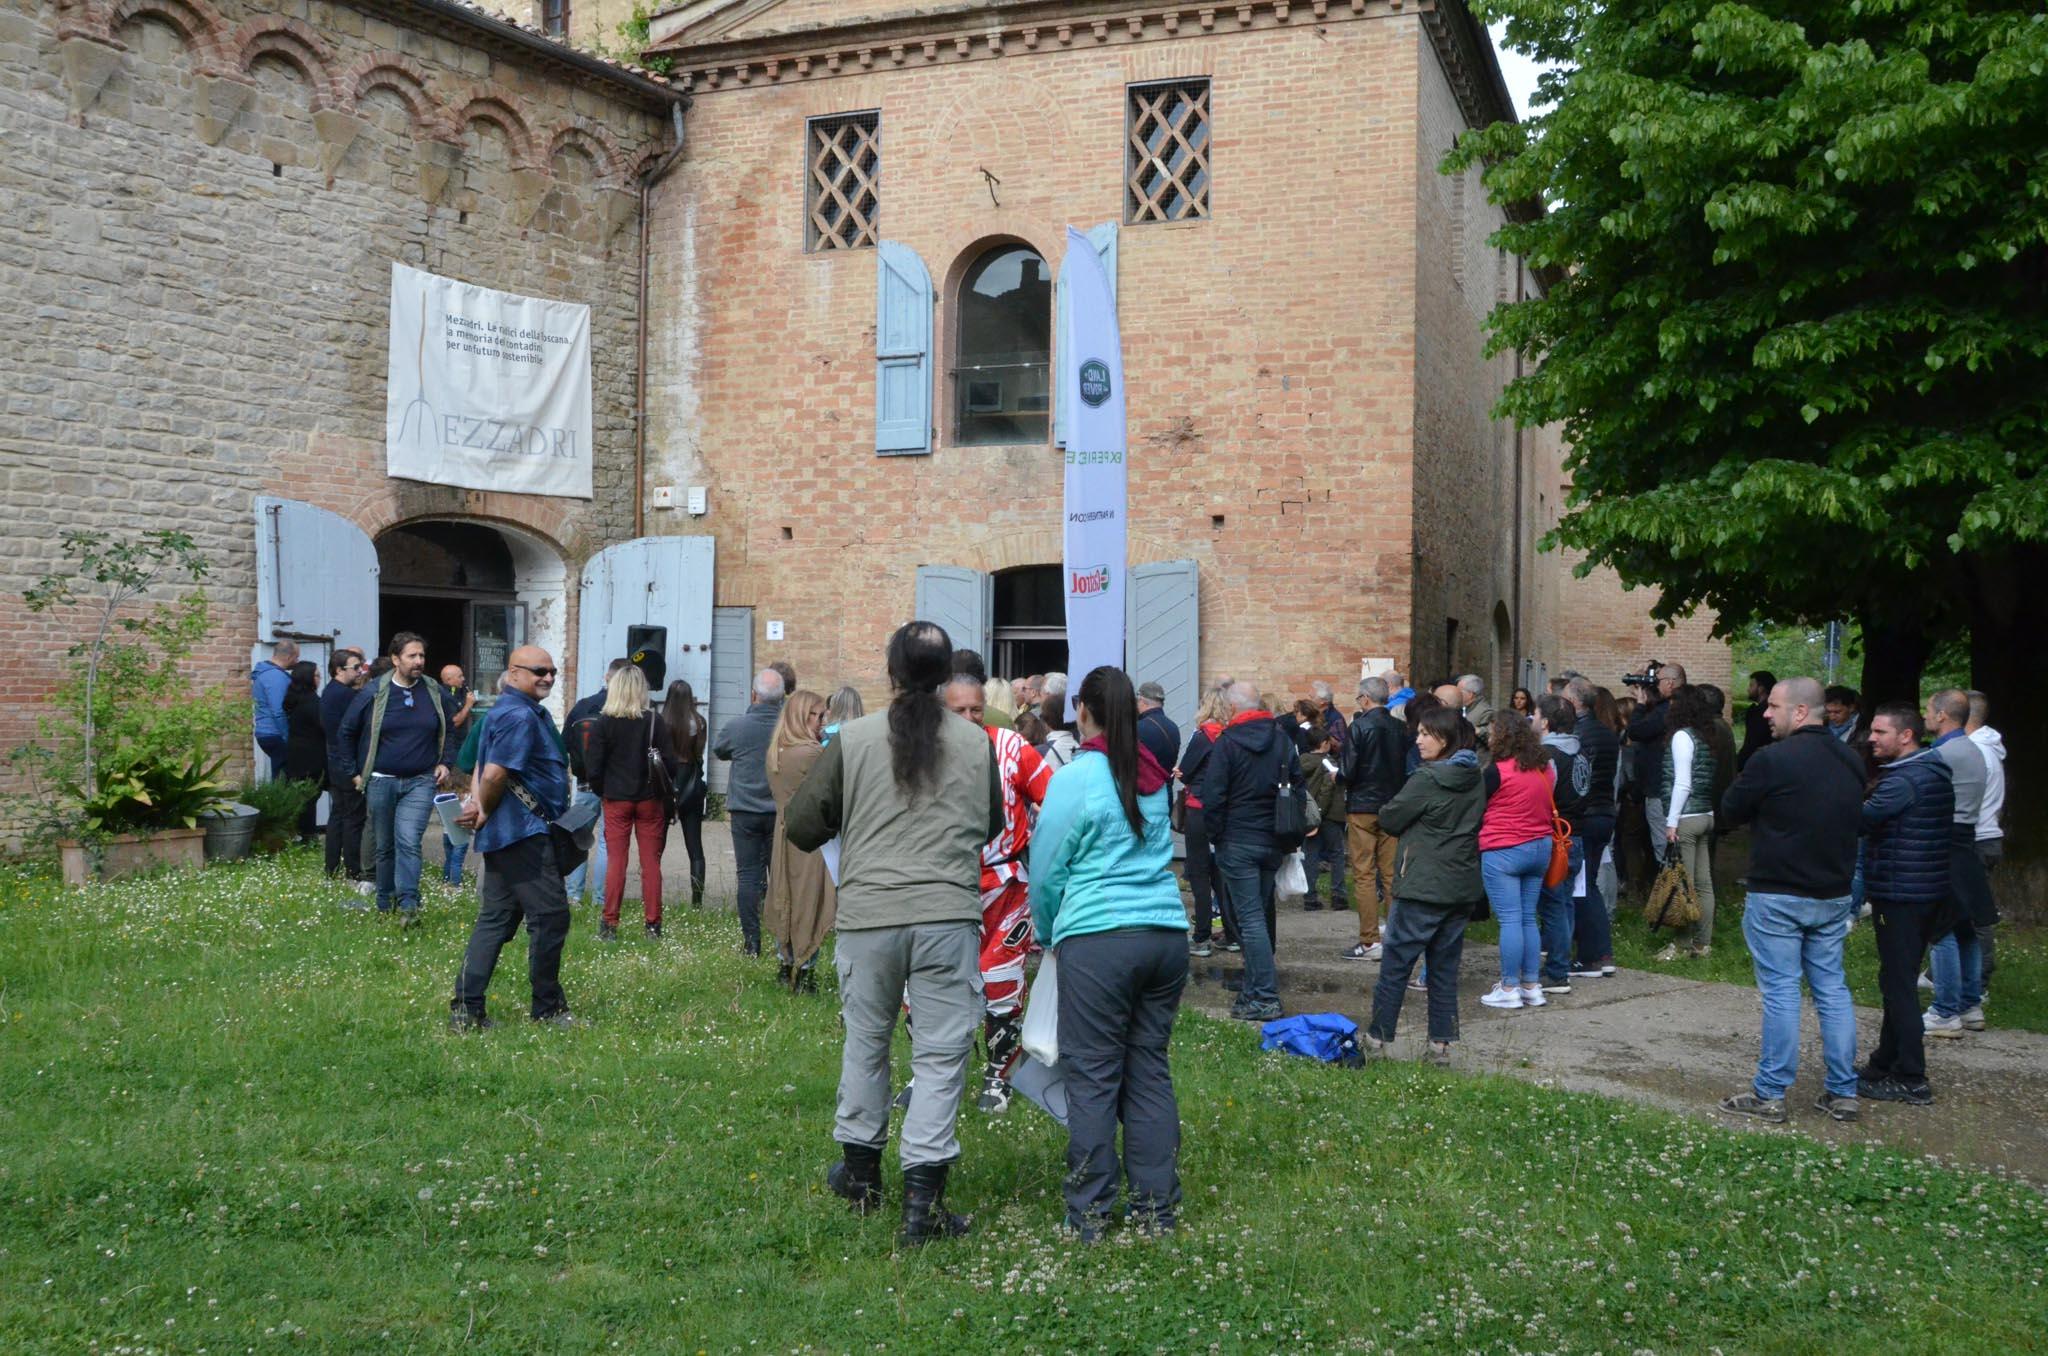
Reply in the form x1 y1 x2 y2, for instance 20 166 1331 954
626 624 668 692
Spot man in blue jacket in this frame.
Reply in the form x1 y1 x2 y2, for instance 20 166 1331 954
251 639 297 777
1199 682 1309 1023
320 648 370 890
1857 702 1954 1105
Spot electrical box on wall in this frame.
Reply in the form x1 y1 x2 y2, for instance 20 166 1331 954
651 485 675 509
766 621 785 641
686 486 707 516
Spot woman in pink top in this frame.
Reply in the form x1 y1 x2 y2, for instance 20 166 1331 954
1478 714 1557 1010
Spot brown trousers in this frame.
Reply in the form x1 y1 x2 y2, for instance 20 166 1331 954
1346 812 1399 945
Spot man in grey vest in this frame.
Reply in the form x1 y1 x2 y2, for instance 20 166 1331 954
1923 689 1993 1038
334 631 455 926
786 621 1003 1247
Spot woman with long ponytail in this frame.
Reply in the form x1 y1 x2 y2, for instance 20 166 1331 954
1027 665 1189 1241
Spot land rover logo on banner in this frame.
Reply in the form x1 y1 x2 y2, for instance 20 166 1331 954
1078 359 1112 408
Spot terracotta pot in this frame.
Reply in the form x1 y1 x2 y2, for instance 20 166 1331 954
58 827 208 886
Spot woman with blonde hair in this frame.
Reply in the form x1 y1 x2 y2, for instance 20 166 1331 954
582 664 678 941
765 688 835 991
983 677 1018 726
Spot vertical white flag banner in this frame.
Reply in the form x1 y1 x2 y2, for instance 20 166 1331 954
386 261 594 499
1061 226 1127 719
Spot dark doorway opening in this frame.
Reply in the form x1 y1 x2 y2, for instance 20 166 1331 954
992 565 1067 681
375 522 526 694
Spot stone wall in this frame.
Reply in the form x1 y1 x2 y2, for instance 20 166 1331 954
0 0 673 843
645 11 1432 700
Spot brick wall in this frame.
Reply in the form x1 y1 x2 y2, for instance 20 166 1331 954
0 0 671 843
645 13 1434 704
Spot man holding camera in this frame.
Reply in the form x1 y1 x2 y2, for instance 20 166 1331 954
1618 661 1683 900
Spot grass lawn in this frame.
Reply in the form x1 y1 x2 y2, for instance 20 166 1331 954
2 851 2044 1354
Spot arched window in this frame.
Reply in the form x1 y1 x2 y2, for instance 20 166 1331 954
953 244 1051 446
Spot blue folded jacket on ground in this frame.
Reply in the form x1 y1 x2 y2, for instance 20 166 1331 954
1260 1012 1364 1065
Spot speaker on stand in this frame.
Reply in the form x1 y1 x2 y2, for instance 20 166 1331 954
627 624 668 692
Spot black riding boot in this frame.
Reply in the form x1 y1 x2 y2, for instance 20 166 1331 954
825 1141 884 1215
899 1162 971 1246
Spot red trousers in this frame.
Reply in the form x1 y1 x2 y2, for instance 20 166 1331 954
602 797 667 927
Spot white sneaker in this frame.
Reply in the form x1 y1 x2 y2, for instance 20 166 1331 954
1363 942 1384 962
1917 971 1934 991
1960 1005 1986 1031
1480 984 1524 1010
1923 1010 1964 1039
1519 984 1548 1007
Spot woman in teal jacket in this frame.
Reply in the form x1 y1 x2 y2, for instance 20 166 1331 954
1028 666 1188 1240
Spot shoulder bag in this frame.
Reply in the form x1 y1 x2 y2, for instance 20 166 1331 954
504 773 598 878
645 713 676 806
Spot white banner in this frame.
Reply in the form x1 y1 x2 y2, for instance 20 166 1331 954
385 261 593 499
1061 226 1127 719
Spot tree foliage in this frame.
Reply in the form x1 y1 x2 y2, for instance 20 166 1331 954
1451 0 2048 637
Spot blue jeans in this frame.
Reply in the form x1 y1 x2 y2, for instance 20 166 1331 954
1482 838 1550 987
1538 837 1583 985
1742 891 1857 1100
561 788 610 904
729 809 777 954
1303 823 1347 908
258 735 288 781
1573 815 1615 968
1215 842 1280 1007
1929 921 1983 1018
366 773 437 914
442 835 469 885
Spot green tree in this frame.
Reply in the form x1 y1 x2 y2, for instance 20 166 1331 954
1454 0 2046 870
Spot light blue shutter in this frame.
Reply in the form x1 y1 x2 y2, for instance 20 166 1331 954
1055 223 1119 448
876 240 933 454
706 605 754 794
1124 559 1200 735
914 564 992 665
255 497 380 658
577 535 717 710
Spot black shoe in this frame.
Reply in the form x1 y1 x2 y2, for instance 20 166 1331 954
777 959 793 986
794 965 818 995
899 1163 971 1246
645 921 662 940
1302 897 1325 912
892 1082 914 1111
447 1010 494 1033
825 1142 884 1216
596 922 618 943
533 1011 583 1030
1221 940 1242 953
1857 1074 1933 1105
1814 1092 1860 1122
1230 999 1282 1023
690 880 705 908
976 1073 1012 1116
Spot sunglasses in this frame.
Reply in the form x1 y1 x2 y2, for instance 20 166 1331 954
513 664 557 678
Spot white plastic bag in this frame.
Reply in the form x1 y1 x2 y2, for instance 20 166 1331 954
1019 950 1060 1067
1277 849 1308 899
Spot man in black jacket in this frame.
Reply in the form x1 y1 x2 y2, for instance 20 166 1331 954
562 657 630 907
1340 675 1407 961
1565 677 1620 977
1716 678 1869 1124
1736 670 1776 771
1199 682 1309 1022
321 648 370 890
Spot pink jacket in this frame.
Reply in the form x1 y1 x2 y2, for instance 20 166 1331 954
1479 762 1555 852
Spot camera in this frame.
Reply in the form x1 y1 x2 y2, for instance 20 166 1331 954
1622 660 1664 690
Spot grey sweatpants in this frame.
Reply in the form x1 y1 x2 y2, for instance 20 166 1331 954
834 921 982 1167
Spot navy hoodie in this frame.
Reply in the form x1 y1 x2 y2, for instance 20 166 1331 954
1197 714 1309 852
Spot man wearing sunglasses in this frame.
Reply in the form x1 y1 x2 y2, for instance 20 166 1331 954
334 631 456 926
451 646 576 1029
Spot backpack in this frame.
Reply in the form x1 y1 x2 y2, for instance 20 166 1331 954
564 712 602 780
1259 1012 1365 1067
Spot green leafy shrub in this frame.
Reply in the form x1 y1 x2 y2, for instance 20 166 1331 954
75 752 234 836
238 777 321 849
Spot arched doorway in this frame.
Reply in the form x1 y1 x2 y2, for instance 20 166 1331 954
374 519 568 710
992 564 1067 679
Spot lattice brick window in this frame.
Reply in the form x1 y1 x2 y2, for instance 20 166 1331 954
1126 79 1212 224
806 111 880 252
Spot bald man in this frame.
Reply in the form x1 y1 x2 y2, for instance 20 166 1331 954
714 666 787 956
1714 677 1869 1123
452 645 577 1030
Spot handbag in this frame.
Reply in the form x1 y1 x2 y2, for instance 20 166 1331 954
644 713 676 805
1543 810 1573 889
505 773 598 879
1642 851 1701 931
1169 786 1188 834
1271 750 1307 851
1019 950 1060 1067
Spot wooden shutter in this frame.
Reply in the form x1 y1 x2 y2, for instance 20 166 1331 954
706 605 754 795
875 240 933 454
1055 223 1119 448
577 535 716 710
1124 558 1200 735
914 564 992 665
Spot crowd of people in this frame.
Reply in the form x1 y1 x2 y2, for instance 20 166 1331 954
256 622 2010 1242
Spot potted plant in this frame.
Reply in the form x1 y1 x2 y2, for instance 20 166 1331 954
58 751 235 885
14 529 248 880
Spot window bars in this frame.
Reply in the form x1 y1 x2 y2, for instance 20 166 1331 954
806 111 880 251
1126 79 1211 224
541 0 569 38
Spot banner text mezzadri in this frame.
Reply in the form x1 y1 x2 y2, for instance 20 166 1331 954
440 415 579 459
1063 449 1124 465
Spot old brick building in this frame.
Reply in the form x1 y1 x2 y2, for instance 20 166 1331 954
0 0 1724 843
